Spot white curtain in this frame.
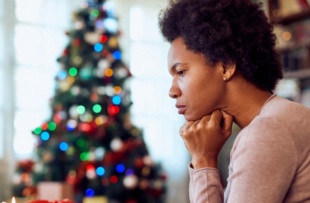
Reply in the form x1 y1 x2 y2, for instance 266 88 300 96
0 0 191 202
110 0 191 202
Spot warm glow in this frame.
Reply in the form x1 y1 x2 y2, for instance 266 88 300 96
12 197 16 203
105 69 114 77
95 117 104 125
113 86 122 94
283 31 291 41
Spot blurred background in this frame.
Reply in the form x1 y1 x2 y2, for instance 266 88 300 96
0 0 309 202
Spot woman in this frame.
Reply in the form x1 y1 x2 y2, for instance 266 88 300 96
159 0 310 202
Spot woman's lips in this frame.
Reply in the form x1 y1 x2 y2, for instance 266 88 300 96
175 105 187 114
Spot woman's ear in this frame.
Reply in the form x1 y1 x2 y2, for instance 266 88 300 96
221 61 236 81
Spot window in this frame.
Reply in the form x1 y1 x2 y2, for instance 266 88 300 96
13 0 83 159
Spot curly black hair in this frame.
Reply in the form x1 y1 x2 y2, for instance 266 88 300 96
158 0 283 91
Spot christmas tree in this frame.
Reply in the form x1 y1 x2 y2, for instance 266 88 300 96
12 1 167 202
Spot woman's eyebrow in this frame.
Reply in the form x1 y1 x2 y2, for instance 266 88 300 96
169 63 188 74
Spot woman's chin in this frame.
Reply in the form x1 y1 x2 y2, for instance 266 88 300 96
183 110 214 122
183 114 202 122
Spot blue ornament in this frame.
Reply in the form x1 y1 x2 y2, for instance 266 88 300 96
112 96 121 105
96 167 105 176
86 189 94 197
59 142 68 151
58 71 67 80
94 43 103 52
41 132 50 141
113 51 122 60
116 164 125 173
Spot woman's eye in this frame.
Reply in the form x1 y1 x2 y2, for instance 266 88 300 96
177 70 184 76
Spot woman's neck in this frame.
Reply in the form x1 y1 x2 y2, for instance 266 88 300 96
221 81 273 129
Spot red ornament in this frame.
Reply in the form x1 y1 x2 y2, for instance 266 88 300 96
65 175 78 185
62 49 69 56
79 123 92 132
135 158 144 168
100 35 108 43
110 175 118 183
54 113 62 124
104 76 111 84
108 106 119 115
72 39 81 47
90 93 98 101
41 122 48 130
102 49 109 57
17 160 35 172
22 186 37 197
86 165 95 171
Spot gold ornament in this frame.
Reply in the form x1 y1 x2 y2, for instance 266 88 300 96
108 36 118 48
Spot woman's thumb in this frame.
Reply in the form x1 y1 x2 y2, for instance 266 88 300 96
221 111 234 136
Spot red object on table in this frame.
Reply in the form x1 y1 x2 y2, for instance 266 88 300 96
25 199 74 203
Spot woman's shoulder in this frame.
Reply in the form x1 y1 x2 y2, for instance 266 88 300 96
261 95 310 120
231 116 297 165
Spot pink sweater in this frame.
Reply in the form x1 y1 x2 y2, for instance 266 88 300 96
188 94 310 203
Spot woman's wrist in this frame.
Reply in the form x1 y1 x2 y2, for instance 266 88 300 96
193 158 218 170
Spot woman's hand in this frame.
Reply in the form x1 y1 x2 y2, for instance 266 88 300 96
179 110 234 169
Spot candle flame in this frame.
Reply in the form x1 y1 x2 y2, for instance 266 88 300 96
12 197 16 203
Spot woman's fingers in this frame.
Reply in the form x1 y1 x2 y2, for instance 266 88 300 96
209 110 223 126
221 111 234 136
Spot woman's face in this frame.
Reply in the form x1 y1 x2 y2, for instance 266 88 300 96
168 37 226 121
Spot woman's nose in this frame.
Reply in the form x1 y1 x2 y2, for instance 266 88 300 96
169 80 181 99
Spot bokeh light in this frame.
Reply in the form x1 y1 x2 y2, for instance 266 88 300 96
86 189 94 197
94 43 103 52
41 132 50 141
113 51 122 60
110 175 118 183
69 67 78 76
58 71 67 80
283 31 291 41
80 152 88 161
95 117 104 125
41 122 48 130
34 127 42 135
93 104 102 113
100 35 108 43
86 165 95 171
59 142 68 151
96 167 105 176
90 9 99 17
76 138 85 147
103 18 118 33
67 120 77 131
116 164 125 173
90 93 98 102
77 105 86 114
102 49 109 57
112 96 121 105
105 69 113 77
108 106 119 115
126 169 134 176
48 122 57 131
113 86 122 94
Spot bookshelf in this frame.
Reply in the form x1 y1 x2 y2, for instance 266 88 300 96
270 10 310 25
283 69 310 79
267 0 310 105
268 0 310 80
